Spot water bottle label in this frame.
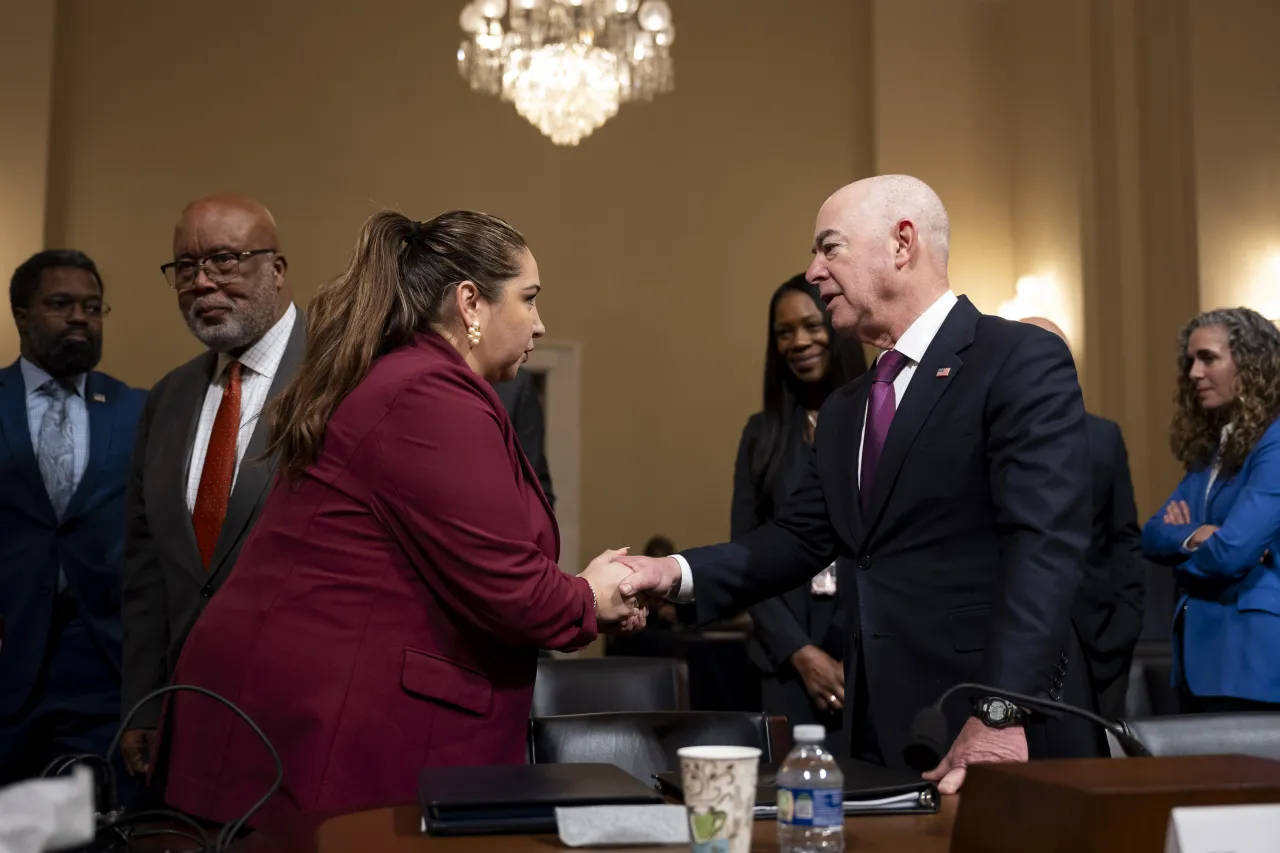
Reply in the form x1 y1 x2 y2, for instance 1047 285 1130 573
777 787 843 827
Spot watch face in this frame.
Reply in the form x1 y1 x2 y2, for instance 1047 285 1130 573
987 700 1008 722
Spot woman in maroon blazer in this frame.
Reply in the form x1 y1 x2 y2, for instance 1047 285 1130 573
160 210 642 827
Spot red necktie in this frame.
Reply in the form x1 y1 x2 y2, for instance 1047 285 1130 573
192 361 242 569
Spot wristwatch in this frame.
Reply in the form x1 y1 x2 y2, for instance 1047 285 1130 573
972 696 1029 728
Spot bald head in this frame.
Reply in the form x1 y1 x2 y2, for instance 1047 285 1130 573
174 194 281 254
823 175 951 266
172 194 291 353
1020 316 1070 351
806 174 952 348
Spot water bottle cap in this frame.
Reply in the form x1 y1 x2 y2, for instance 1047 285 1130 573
793 724 826 743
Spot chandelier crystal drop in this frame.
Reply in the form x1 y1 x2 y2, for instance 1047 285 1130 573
457 0 676 146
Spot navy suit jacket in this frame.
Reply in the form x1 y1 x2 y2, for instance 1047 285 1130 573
0 360 146 718
684 297 1092 765
1142 417 1280 704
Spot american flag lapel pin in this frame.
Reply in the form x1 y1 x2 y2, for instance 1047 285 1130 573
936 368 951 378
93 393 106 402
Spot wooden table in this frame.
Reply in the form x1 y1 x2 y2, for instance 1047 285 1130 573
234 797 957 852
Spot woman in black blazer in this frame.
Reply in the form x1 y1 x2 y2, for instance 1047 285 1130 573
732 274 867 740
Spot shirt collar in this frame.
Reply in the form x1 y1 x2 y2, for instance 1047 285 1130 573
887 290 958 365
214 303 296 380
20 356 87 398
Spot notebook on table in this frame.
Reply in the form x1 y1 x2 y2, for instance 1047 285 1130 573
419 763 664 835
654 758 940 818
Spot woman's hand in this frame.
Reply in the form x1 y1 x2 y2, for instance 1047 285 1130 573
790 645 845 713
1186 524 1220 551
581 548 647 631
1163 500 1192 525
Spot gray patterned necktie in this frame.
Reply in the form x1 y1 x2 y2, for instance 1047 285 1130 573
37 379 77 518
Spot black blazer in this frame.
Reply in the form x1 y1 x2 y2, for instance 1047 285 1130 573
494 370 554 508
1072 414 1146 716
684 297 1091 765
120 314 306 727
732 409 840 673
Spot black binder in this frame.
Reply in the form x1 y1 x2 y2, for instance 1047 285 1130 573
654 758 940 818
419 763 663 835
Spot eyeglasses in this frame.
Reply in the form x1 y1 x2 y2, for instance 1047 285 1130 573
40 296 111 318
160 249 276 291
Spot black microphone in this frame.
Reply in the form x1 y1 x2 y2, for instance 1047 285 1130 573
903 681 1152 770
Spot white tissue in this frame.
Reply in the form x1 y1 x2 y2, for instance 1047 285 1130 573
0 766 96 853
556 804 690 847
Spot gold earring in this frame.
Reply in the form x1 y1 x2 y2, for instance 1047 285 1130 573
466 321 482 346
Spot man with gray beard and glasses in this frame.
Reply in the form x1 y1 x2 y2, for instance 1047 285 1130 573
120 195 305 782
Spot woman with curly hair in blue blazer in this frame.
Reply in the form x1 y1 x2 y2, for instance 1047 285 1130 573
1143 307 1280 713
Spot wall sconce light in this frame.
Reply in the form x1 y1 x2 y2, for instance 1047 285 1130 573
1256 253 1280 324
997 274 1073 341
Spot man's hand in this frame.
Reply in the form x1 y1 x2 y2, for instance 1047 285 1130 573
581 548 647 631
790 645 844 712
1186 524 1220 551
120 728 158 776
615 555 682 603
1163 500 1192 526
922 717 1028 794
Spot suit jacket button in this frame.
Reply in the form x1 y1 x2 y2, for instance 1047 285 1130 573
200 587 213 599
857 556 871 570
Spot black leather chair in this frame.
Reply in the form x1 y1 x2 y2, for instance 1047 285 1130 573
529 711 774 783
1109 713 1280 759
1125 644 1179 718
531 656 689 716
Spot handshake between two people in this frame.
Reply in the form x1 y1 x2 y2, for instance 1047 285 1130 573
578 551 684 633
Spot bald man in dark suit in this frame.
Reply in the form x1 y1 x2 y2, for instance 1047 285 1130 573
1022 317 1146 720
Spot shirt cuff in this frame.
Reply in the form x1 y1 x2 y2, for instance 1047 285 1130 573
1181 532 1199 553
671 554 695 604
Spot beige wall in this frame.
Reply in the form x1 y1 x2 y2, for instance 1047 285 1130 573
872 0 1015 315
1189 0 1280 317
0 0 57 355
42 0 869 559
23 0 1280 551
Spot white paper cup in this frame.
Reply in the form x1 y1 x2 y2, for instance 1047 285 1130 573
677 745 762 853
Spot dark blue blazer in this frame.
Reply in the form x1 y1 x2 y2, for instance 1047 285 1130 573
684 297 1094 764
1142 418 1280 704
0 360 146 718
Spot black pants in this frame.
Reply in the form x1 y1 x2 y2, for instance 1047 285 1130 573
847 648 884 765
0 595 135 805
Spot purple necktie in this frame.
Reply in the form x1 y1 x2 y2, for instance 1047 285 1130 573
860 349 909 512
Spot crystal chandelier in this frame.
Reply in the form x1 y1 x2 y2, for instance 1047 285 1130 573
457 0 676 146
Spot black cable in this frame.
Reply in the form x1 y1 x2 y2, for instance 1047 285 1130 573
40 754 89 777
106 808 212 851
127 827 209 848
107 684 283 852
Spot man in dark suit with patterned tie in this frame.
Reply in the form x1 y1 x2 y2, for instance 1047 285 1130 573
621 175 1097 792
119 195 306 777
0 250 146 785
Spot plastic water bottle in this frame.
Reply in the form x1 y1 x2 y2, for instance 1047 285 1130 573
776 724 844 853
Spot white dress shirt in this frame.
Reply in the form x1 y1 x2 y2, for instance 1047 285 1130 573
671 291 960 603
185 304 296 512
1182 423 1234 553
